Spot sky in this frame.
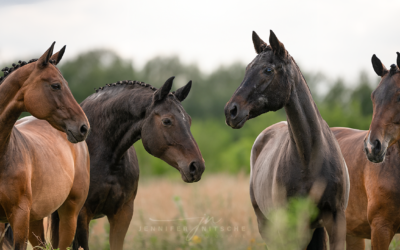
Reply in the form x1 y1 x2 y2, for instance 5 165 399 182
0 0 399 85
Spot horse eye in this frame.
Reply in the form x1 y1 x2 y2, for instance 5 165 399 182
51 83 61 90
162 118 172 126
265 68 273 74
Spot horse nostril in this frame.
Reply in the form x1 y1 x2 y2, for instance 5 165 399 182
230 104 238 119
373 139 382 155
80 124 88 136
189 162 197 176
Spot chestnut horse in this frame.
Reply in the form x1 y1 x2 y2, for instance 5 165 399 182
224 31 350 250
46 76 202 250
0 43 90 250
332 53 400 250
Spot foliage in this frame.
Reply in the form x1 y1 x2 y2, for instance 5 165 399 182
263 197 318 249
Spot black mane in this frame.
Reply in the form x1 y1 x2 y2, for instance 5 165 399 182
93 80 158 93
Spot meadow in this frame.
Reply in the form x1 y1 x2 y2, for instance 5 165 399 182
27 175 400 250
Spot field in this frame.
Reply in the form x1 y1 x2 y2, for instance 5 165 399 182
83 175 398 250
88 174 266 250
21 174 400 250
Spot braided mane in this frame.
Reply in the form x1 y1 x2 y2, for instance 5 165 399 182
0 59 59 85
93 80 158 93
390 64 399 76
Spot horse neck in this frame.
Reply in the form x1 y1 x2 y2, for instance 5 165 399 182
0 72 26 154
83 86 152 165
284 67 325 165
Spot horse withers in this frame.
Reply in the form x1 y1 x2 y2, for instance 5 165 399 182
0 43 90 250
332 53 400 250
224 30 349 250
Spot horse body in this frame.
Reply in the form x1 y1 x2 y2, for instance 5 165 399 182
0 117 89 222
334 127 400 249
0 117 89 226
0 43 90 250
251 122 349 221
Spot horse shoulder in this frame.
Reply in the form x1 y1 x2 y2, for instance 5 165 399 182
250 121 288 171
250 121 289 214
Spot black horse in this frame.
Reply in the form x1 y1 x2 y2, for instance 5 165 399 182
41 77 205 250
225 31 349 250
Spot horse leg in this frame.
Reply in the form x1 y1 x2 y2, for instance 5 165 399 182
323 210 346 250
28 219 45 248
370 218 395 250
73 207 92 250
0 223 6 249
8 206 30 250
53 197 84 250
250 183 268 239
107 198 134 250
346 234 365 250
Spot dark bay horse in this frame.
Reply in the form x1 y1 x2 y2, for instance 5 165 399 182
332 53 400 250
67 76 204 249
0 43 90 250
224 31 350 250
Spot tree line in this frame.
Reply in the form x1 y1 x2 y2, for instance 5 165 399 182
1 49 379 175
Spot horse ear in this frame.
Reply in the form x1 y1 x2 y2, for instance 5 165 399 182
37 42 55 68
371 54 387 77
396 52 400 69
49 45 66 65
154 76 174 102
174 80 192 102
269 30 286 58
252 31 267 54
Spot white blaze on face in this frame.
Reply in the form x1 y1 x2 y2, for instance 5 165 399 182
366 130 373 152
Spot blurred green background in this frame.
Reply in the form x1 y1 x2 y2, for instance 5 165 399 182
2 50 379 177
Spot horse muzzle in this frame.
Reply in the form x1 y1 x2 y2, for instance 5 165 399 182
224 102 249 129
364 138 387 163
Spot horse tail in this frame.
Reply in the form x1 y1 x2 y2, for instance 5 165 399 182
306 227 327 250
50 211 60 248
2 223 13 249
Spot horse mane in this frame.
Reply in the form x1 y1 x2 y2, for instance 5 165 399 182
81 79 162 147
93 80 158 93
0 59 59 85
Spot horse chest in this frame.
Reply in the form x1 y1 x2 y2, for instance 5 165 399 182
89 160 139 217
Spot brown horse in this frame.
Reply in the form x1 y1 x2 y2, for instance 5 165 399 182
332 53 400 250
0 43 90 250
224 31 350 250
47 76 203 250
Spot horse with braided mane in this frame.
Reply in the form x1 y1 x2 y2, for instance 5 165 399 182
0 42 90 250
